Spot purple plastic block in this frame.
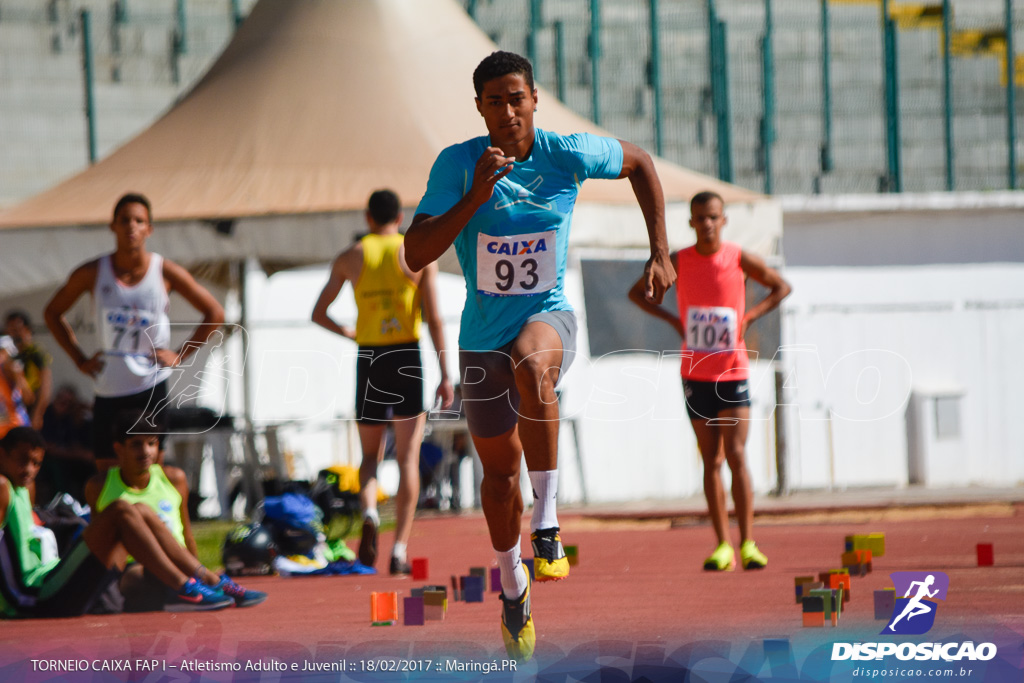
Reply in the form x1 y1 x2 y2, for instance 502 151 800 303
403 596 424 626
491 567 502 592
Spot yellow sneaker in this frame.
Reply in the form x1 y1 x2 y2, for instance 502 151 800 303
740 539 768 570
500 563 535 662
703 542 736 571
531 527 569 581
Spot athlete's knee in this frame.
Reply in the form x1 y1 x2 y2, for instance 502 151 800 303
480 468 519 498
701 447 726 470
723 444 747 470
103 498 139 522
512 355 557 397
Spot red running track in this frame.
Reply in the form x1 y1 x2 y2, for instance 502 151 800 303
1 505 1021 682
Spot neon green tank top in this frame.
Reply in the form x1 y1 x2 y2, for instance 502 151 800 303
353 233 421 346
97 465 185 547
2 479 59 594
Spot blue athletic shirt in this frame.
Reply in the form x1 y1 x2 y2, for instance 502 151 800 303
416 129 623 350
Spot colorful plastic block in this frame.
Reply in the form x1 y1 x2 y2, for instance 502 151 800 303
411 558 429 580
794 576 816 604
403 596 424 626
423 589 446 621
491 567 502 592
463 575 485 602
802 611 825 627
370 591 398 626
874 588 895 620
977 543 994 567
829 573 851 603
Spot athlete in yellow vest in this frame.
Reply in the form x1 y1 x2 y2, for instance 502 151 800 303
313 190 454 575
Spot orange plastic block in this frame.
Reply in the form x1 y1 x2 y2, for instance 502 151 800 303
803 611 825 627
829 574 851 602
371 591 398 625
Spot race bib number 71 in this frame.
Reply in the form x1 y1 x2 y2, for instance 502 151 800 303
476 230 557 296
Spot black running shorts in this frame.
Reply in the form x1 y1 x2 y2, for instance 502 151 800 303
681 378 751 421
355 342 424 423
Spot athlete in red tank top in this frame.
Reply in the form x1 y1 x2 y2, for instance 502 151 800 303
629 190 791 572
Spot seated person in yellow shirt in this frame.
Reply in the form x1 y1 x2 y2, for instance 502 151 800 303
0 427 234 616
85 411 266 609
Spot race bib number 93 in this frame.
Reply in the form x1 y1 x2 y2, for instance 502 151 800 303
476 230 557 296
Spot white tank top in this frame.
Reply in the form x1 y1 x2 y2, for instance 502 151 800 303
93 253 172 397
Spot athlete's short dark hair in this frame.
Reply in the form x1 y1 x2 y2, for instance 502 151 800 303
473 51 535 98
4 310 31 328
690 191 724 211
0 427 44 453
113 193 152 222
367 190 401 225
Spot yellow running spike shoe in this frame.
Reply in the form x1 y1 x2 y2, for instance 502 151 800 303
740 539 768 570
531 527 569 581
500 564 535 662
703 542 736 571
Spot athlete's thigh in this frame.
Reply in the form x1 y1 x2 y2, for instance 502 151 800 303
717 406 751 458
459 347 519 439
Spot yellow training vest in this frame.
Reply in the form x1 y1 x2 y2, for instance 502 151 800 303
353 233 421 346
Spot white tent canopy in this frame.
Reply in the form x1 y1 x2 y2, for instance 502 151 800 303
0 0 777 299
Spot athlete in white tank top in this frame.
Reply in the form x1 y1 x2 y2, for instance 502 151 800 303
44 193 226 406
93 253 173 397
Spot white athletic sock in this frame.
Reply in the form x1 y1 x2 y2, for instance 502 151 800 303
529 470 559 532
496 542 528 598
363 508 380 527
392 541 407 562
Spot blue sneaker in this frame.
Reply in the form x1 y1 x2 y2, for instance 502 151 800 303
165 578 234 612
216 575 268 608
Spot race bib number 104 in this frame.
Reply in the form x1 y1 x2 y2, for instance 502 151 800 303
476 230 557 296
686 306 738 352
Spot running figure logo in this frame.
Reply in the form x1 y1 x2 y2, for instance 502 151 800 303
883 571 949 635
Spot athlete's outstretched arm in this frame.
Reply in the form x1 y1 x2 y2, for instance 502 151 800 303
159 260 226 368
617 140 675 304
628 254 684 338
311 251 357 340
44 261 104 377
405 147 515 272
417 261 454 410
738 251 791 337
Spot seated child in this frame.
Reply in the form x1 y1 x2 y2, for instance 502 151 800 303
0 427 233 617
85 411 266 609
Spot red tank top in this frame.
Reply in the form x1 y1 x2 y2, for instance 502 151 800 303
675 242 749 381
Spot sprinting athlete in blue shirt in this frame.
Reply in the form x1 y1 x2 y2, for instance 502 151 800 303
405 51 674 662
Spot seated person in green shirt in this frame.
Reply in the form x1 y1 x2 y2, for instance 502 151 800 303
0 427 234 617
85 411 266 608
